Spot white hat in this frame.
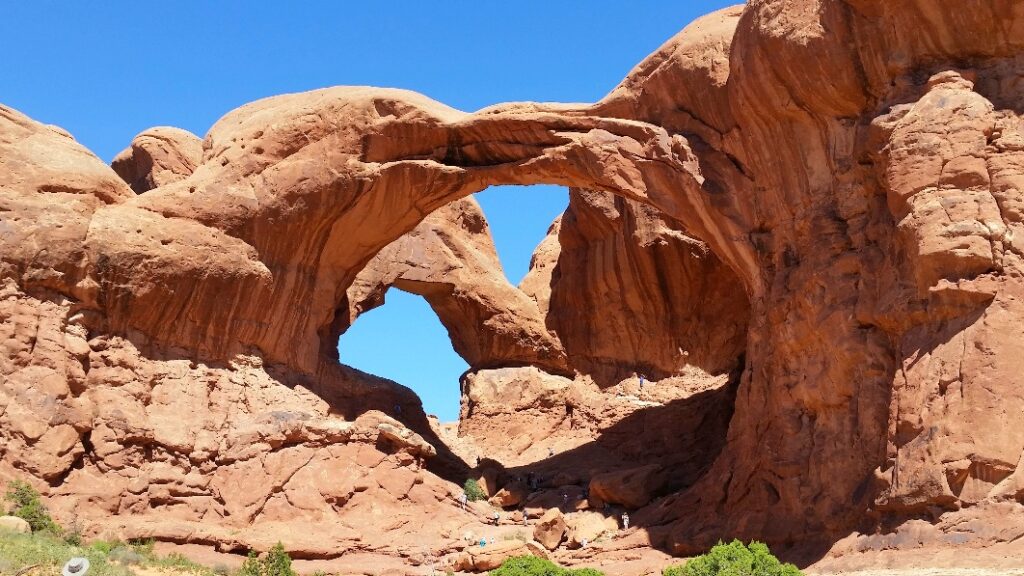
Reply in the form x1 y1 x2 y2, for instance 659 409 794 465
62 557 90 576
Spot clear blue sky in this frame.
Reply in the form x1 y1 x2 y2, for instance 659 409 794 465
2 1 736 422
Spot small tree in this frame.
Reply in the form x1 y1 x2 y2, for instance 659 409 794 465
463 478 486 502
238 543 297 576
663 540 802 576
5 480 61 534
238 551 263 576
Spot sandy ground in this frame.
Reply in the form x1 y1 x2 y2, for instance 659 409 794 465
804 539 1024 576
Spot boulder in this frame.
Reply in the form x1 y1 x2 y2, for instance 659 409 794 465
566 511 617 548
451 540 538 572
533 509 567 550
110 126 202 193
0 515 31 533
523 541 550 560
490 481 529 508
524 485 587 516
376 422 437 459
588 464 668 509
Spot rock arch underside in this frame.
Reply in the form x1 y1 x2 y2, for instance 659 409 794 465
4 1 1024 573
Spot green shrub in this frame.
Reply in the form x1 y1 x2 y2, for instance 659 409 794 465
4 480 61 534
489 556 605 576
238 551 263 576
238 543 297 576
463 478 486 502
128 538 156 557
264 543 295 576
0 529 223 576
491 556 566 576
89 539 124 555
0 531 134 576
662 540 802 576
152 551 216 575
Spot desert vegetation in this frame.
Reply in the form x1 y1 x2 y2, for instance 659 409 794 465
0 479 294 576
489 556 605 576
662 541 801 576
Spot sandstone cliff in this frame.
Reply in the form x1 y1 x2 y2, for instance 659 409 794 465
528 188 749 385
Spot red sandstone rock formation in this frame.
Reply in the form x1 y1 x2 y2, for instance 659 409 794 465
3 1 1024 572
111 127 203 194
526 188 749 385
344 197 569 374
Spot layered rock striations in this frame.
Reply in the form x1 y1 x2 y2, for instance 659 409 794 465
2 0 1024 569
530 188 749 385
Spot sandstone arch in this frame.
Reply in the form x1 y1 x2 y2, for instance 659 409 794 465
342 195 571 375
3 0 1024 566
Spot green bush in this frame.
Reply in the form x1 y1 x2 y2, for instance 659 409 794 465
5 480 61 534
662 540 801 576
263 543 295 576
128 538 156 557
491 556 566 576
490 556 605 576
89 539 125 555
238 543 297 576
464 478 486 502
0 529 224 576
0 531 133 576
151 552 213 574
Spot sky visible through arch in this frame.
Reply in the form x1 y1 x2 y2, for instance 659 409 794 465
339 185 568 422
2 1 737 422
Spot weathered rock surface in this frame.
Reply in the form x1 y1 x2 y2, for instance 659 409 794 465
490 481 529 508
452 540 544 572
2 0 1024 572
523 189 750 385
0 515 31 533
565 511 617 548
534 509 567 550
344 197 569 374
589 464 668 509
111 127 203 193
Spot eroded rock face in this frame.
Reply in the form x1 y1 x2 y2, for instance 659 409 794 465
0 516 30 534
111 127 203 193
344 197 569 374
528 188 749 385
534 509 567 550
2 0 1024 568
589 464 668 510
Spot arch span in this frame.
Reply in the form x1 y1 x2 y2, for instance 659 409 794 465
92 88 758 374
